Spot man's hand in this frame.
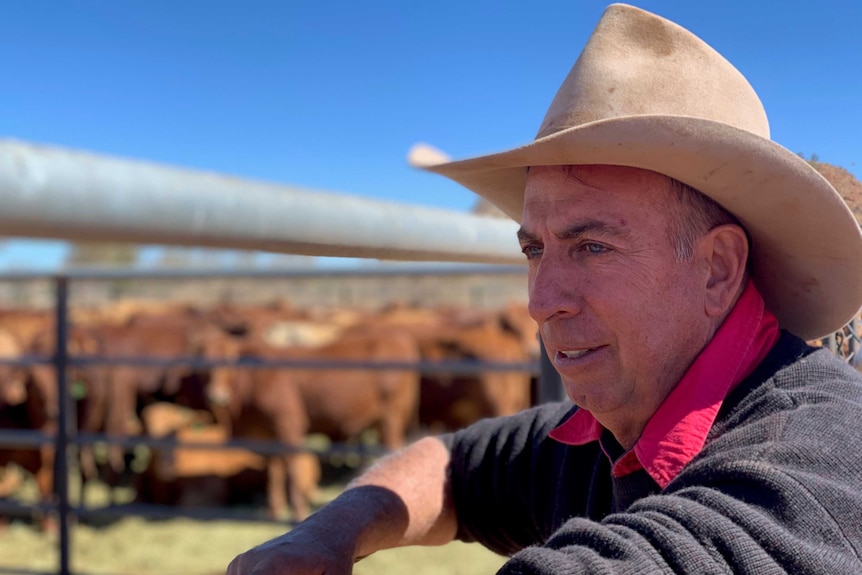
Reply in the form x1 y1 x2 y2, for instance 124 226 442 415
226 517 359 575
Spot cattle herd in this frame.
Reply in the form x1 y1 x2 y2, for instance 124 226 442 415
0 298 540 529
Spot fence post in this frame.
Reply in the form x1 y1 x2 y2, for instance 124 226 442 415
848 318 860 366
825 332 838 356
53 275 75 575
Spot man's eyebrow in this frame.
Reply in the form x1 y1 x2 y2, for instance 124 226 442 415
517 220 628 243
516 228 538 243
557 220 627 240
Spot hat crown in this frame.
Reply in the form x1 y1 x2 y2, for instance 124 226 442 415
537 4 770 140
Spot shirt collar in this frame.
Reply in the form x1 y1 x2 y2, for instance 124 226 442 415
549 279 780 488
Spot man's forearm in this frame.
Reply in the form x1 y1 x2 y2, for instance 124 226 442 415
226 436 458 575
343 435 458 559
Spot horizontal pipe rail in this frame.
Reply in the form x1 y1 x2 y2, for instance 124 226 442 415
0 499 56 517
0 429 55 449
0 429 390 458
0 139 524 264
0 263 526 281
0 355 539 374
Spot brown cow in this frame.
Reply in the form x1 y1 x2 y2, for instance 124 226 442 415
26 323 112 490
413 307 535 433
0 326 29 408
89 315 215 485
368 303 535 431
0 309 52 352
205 325 420 521
498 302 541 361
0 327 56 532
137 402 290 509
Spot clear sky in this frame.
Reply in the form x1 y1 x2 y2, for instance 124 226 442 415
0 1 859 270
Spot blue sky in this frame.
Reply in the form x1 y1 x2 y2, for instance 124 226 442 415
0 1 859 269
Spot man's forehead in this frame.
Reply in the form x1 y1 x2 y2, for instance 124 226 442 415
521 166 677 236
523 165 674 214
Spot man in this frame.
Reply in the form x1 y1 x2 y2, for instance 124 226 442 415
228 4 862 574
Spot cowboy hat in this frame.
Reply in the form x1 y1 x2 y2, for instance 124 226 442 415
408 3 862 341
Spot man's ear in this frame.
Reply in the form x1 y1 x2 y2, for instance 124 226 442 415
699 224 749 318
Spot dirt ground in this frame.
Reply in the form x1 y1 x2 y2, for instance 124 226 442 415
0 480 507 575
0 517 507 575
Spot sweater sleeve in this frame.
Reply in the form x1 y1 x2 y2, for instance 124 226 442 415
445 343 862 574
441 401 604 556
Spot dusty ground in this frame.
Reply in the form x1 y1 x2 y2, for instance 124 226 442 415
0 517 507 575
0 480 507 575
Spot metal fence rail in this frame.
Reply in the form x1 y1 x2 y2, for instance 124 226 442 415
0 139 524 264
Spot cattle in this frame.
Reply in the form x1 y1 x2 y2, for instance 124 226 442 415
203 301 369 350
0 326 29 408
138 402 321 512
414 310 534 433
26 323 111 483
370 304 536 432
0 297 537 522
86 315 216 486
205 324 421 521
0 326 56 532
497 302 541 361
85 299 198 328
0 309 52 352
137 402 280 509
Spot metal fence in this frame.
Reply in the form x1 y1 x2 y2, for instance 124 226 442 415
0 266 545 575
824 317 861 365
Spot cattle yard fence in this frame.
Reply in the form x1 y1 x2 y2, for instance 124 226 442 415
0 266 546 575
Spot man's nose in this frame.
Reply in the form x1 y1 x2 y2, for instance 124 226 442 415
527 259 582 323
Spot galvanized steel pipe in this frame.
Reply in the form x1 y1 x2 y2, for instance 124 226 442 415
0 139 524 264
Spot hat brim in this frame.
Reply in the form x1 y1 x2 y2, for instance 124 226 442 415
410 115 862 340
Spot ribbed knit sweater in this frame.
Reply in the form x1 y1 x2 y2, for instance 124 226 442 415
441 332 862 573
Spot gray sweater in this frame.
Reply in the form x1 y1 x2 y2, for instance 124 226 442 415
442 332 862 574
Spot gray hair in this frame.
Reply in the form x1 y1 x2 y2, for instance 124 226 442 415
665 178 744 261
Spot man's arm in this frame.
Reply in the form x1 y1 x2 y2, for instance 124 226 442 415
226 436 457 575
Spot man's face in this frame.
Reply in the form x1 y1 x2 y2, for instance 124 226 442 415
520 165 713 426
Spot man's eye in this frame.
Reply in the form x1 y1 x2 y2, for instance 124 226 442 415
582 242 609 255
521 245 543 259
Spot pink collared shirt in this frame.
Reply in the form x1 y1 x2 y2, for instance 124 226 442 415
548 279 781 488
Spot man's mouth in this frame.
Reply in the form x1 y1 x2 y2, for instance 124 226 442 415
557 348 596 360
